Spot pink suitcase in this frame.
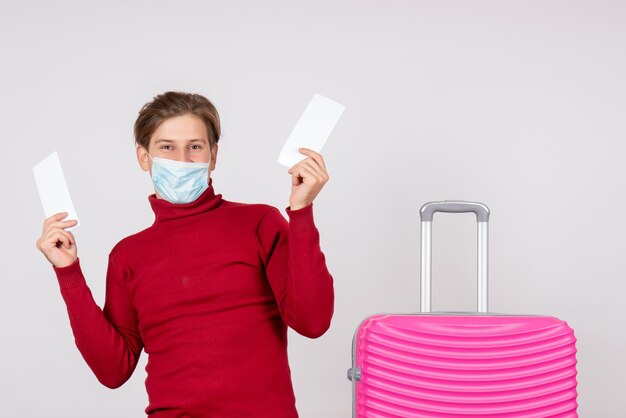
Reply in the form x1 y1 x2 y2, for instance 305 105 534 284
347 201 578 417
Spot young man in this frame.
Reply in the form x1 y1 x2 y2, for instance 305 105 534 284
35 91 335 417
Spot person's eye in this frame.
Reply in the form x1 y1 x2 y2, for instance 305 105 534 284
160 145 172 150
191 145 202 150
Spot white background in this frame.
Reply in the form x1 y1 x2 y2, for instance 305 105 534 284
1 1 625 416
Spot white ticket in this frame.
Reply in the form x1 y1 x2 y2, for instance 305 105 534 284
33 151 80 230
278 93 345 168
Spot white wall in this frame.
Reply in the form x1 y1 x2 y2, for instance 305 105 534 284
1 0 625 416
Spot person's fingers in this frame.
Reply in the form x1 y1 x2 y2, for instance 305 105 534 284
290 166 302 186
291 165 318 186
53 230 72 249
66 230 76 245
304 158 329 180
298 148 327 171
44 229 74 249
45 219 78 235
37 224 74 252
43 212 69 232
297 159 325 182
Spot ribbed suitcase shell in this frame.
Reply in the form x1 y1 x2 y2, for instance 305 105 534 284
352 313 578 417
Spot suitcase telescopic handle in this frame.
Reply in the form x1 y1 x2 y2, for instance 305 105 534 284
419 201 490 313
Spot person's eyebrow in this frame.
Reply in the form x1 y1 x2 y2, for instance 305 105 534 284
154 138 208 144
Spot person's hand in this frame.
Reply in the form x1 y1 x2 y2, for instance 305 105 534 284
287 148 329 210
36 211 78 268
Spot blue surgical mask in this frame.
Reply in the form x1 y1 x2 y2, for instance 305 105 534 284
148 153 211 204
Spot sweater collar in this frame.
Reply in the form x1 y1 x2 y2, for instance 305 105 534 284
149 177 223 224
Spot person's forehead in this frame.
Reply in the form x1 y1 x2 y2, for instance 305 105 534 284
153 115 208 138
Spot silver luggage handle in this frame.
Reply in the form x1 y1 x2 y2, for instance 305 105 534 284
419 201 490 313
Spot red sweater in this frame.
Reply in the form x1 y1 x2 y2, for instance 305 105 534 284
52 177 335 417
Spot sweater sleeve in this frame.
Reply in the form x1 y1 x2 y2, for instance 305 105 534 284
255 202 335 338
52 253 143 388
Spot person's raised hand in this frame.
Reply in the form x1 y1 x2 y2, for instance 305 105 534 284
287 148 329 210
36 211 78 268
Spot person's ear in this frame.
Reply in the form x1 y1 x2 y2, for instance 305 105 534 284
137 145 150 172
210 143 218 171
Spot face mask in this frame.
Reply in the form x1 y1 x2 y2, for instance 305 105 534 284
148 153 211 204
